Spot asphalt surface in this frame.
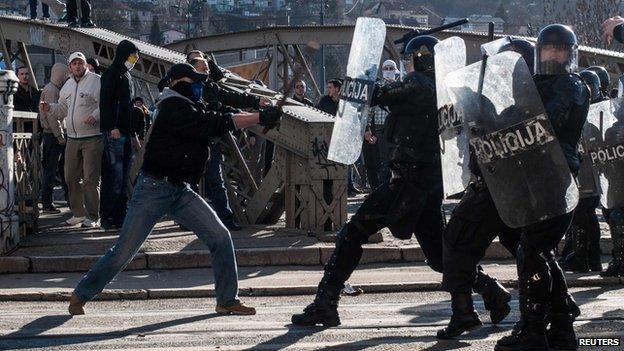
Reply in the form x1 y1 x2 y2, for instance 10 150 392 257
1 288 623 350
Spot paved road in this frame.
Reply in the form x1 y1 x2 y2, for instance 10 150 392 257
1 288 623 350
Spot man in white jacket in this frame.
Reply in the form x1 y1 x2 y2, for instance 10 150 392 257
41 51 103 228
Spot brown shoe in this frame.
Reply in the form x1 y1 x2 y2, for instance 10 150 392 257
68 292 86 315
215 302 256 315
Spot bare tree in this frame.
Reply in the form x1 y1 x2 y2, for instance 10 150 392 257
543 0 623 48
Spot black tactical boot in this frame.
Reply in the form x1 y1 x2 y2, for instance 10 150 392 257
587 225 603 272
600 256 624 277
600 235 624 277
496 317 549 351
496 260 550 351
601 217 624 277
291 288 341 327
473 271 511 324
437 293 482 339
566 294 581 320
547 313 577 350
560 226 589 273
292 224 363 327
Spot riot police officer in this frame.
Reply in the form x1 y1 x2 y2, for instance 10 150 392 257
496 24 590 351
586 65 611 99
559 69 604 273
438 38 537 340
290 35 508 328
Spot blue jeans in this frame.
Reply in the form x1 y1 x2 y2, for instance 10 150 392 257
100 133 132 226
41 132 68 207
29 0 50 19
204 144 235 224
74 173 241 306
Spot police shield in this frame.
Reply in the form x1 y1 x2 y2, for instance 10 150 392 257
584 98 624 209
445 51 578 228
435 37 470 198
577 109 602 198
328 17 386 164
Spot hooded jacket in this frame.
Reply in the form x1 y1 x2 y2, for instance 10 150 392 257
49 69 101 139
141 87 236 184
40 63 68 136
100 39 138 136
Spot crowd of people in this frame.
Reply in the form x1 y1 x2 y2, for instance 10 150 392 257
11 12 624 351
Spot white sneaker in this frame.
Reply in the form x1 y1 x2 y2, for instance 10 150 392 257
81 218 100 228
64 216 85 226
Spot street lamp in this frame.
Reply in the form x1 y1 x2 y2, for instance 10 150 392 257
319 0 326 92
171 0 208 39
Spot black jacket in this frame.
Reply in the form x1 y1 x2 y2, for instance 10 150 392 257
100 40 138 136
534 73 590 173
131 106 147 140
374 71 439 164
203 81 259 112
142 88 236 184
14 84 40 112
316 95 338 115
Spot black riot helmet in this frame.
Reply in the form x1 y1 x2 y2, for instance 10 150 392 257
579 70 602 102
535 24 578 75
402 35 439 73
586 66 610 93
509 38 536 75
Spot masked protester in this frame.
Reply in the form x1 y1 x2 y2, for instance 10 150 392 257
362 59 399 189
68 63 282 317
189 57 266 231
99 40 141 231
290 36 506 328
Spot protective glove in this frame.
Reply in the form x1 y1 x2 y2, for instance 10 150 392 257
259 106 282 129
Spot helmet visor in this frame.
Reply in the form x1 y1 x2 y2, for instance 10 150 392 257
535 43 578 75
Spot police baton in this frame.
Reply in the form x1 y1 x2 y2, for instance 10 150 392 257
394 18 469 48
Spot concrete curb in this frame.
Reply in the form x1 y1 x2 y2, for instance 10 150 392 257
0 276 620 302
1 238 618 274
2 242 519 274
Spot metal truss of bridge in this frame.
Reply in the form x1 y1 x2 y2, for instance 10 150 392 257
3 16 624 238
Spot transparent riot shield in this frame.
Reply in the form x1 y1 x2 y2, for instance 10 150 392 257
435 37 469 198
445 51 578 228
328 17 386 165
585 98 624 209
577 113 601 198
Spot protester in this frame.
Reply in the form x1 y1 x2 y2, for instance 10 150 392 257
292 80 313 106
39 63 70 213
14 67 40 113
68 63 282 316
99 40 140 231
40 52 102 228
316 79 341 116
86 58 101 75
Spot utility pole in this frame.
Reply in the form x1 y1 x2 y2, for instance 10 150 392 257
320 0 326 93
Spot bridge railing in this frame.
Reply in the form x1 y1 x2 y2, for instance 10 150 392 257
12 111 40 243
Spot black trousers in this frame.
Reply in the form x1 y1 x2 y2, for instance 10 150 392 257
66 0 91 22
518 211 574 314
322 163 445 292
442 181 520 294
